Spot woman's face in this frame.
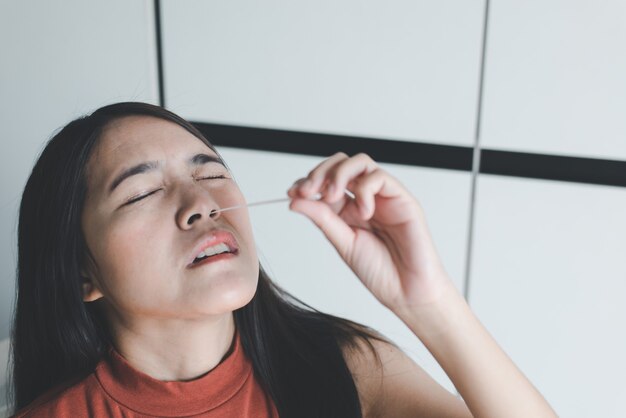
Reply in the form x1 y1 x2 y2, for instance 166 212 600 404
81 115 259 320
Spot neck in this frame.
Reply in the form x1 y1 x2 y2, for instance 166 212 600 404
106 310 237 381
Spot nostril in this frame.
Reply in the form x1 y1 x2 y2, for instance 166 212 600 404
187 213 201 225
209 209 218 218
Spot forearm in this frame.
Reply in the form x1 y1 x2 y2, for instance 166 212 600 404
396 281 558 418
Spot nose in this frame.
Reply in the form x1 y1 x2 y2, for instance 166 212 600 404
176 185 222 229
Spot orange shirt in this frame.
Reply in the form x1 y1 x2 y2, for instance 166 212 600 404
13 329 279 417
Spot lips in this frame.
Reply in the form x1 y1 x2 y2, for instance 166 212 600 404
187 230 239 268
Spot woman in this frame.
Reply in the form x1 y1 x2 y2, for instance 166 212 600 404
9 102 556 417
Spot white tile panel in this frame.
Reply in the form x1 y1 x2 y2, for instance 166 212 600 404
0 338 8 410
470 175 626 417
218 147 472 393
0 0 159 340
162 0 486 146
481 0 626 160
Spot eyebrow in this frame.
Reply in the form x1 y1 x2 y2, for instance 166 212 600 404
108 153 225 194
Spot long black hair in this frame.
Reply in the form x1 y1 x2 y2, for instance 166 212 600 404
10 102 393 417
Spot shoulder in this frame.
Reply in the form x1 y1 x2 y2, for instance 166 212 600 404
340 332 472 418
11 373 101 418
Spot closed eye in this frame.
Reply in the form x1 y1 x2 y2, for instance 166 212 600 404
123 176 229 206
124 189 162 205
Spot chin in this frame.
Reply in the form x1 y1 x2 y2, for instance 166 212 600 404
193 272 258 314
222 275 258 310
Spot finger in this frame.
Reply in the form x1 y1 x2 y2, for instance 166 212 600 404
287 177 307 198
289 197 355 261
289 180 369 229
351 169 417 224
323 153 378 203
294 152 349 198
350 169 388 220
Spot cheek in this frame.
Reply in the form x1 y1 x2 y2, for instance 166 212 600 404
217 182 246 208
95 221 169 298
228 208 256 254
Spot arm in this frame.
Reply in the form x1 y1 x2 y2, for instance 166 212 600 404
288 152 558 418
397 280 557 418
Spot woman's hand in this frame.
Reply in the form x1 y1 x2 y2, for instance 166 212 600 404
289 153 560 417
287 152 459 319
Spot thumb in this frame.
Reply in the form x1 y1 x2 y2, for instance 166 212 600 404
289 198 355 260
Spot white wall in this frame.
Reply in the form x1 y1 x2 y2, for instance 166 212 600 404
0 337 9 415
480 0 626 160
162 0 486 146
1 0 625 416
470 1 626 416
470 176 626 416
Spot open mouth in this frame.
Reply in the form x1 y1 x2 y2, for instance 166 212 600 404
191 242 238 265
187 230 240 268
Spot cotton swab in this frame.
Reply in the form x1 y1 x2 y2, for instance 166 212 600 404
210 189 355 215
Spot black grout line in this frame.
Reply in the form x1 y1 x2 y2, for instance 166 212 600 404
464 0 491 306
481 149 626 188
193 122 474 171
154 0 165 107
192 121 626 188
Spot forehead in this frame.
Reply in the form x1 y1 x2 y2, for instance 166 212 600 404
96 115 211 159
86 115 216 189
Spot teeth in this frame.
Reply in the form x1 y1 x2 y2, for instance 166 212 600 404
196 242 230 259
